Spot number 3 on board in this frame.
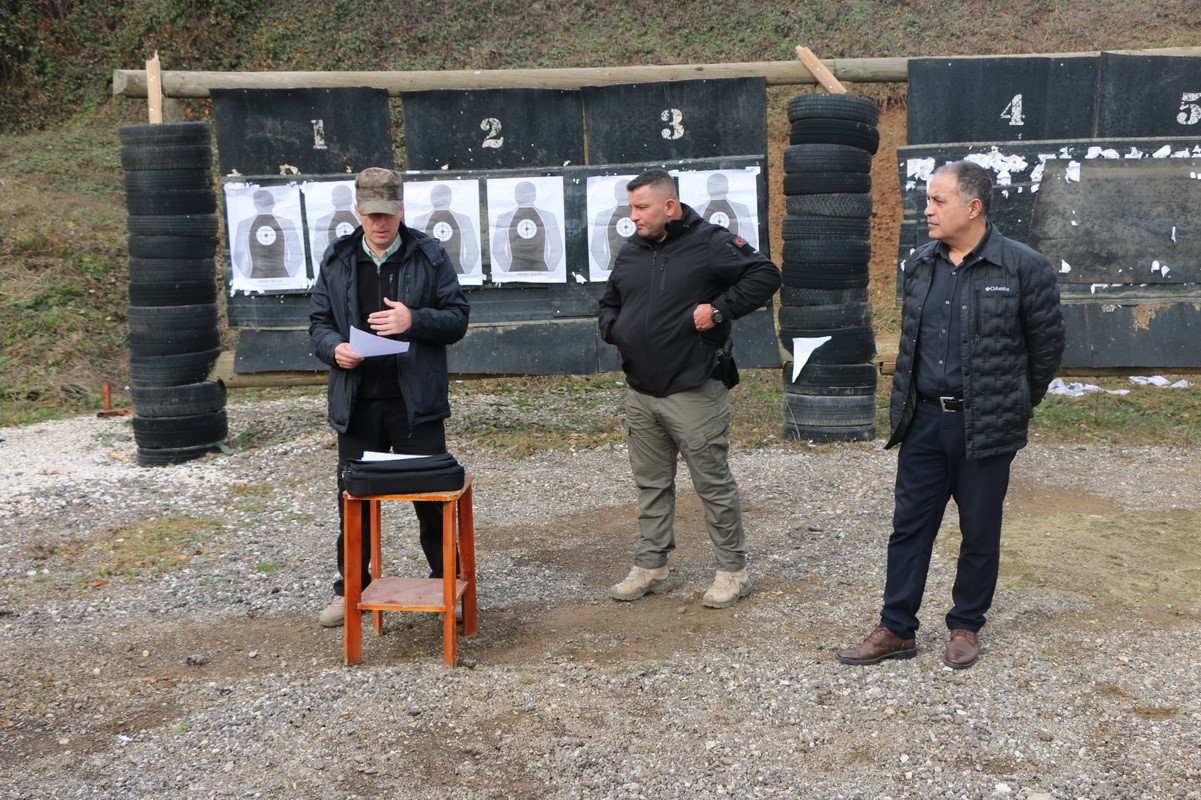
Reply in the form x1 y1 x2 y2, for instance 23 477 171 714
660 108 685 140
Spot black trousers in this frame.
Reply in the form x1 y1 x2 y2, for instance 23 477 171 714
880 400 1015 640
334 398 447 597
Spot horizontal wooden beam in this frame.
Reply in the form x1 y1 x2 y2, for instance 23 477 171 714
111 47 1201 98
111 60 891 97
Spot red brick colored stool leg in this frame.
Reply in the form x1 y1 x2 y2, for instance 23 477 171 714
459 484 478 637
369 500 384 636
342 493 363 666
441 498 458 666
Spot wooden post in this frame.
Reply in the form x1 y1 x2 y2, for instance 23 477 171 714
795 46 847 94
111 48 1201 98
146 51 163 123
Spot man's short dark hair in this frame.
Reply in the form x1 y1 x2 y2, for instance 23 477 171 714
935 160 992 217
627 168 677 198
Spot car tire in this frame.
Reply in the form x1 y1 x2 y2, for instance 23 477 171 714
124 169 212 194
789 119 880 154
783 422 876 444
129 257 216 283
120 143 212 172
787 94 880 126
783 392 878 427
126 189 217 216
780 215 870 241
127 303 218 333
783 362 879 397
136 441 224 467
127 234 217 259
778 301 872 330
128 325 222 357
119 122 211 147
127 213 219 237
132 410 228 449
780 262 870 290
786 193 873 219
778 285 869 307
782 171 871 196
130 381 226 418
129 348 222 387
778 326 876 364
782 239 871 264
128 279 217 307
783 143 873 174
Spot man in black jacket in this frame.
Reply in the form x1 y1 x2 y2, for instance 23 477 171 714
837 160 1064 668
598 168 781 609
309 167 469 628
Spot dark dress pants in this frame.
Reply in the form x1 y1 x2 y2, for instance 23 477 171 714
334 398 447 596
880 400 1015 640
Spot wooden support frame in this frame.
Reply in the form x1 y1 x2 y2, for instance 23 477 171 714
145 51 163 122
795 46 847 94
111 47 1201 98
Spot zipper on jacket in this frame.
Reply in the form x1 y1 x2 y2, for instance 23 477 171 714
658 255 669 291
973 288 981 343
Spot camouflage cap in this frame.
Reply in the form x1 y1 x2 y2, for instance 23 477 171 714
354 167 402 215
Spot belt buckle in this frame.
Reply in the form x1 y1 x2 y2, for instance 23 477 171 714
938 396 959 412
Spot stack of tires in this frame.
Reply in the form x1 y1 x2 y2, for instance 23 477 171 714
778 93 880 443
120 122 227 467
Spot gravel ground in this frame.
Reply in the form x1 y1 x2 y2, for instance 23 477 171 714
1 391 1199 799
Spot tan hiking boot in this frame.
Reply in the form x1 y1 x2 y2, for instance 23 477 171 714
609 565 672 601
318 598 344 628
702 569 751 608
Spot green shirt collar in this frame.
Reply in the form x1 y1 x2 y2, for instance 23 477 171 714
361 233 402 267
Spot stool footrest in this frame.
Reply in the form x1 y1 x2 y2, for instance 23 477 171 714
359 576 467 612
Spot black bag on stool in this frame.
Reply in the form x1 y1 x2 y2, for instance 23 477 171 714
341 452 466 496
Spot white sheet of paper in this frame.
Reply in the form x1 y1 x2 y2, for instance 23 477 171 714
350 326 410 357
791 337 832 382
360 451 431 462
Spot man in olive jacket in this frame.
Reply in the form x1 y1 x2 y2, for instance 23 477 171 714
838 160 1064 668
309 167 469 628
599 168 781 609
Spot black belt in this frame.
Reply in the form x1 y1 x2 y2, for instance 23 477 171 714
920 394 963 412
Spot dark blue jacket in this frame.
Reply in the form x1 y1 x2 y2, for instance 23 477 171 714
886 223 1065 459
308 226 469 433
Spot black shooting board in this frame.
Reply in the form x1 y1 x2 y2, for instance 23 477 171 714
211 88 393 175
896 137 1201 370
400 88 585 170
907 56 1098 145
581 77 767 165
1096 52 1201 137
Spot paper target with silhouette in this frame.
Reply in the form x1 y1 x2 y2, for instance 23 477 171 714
486 176 566 284
301 180 358 279
404 179 484 286
224 183 308 293
675 166 761 251
586 173 638 282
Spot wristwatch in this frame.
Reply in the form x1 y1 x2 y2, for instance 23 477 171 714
710 307 725 324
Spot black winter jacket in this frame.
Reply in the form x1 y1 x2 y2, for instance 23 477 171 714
886 223 1065 459
309 226 469 433
597 204 781 398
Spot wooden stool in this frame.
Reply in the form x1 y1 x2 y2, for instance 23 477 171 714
342 472 477 667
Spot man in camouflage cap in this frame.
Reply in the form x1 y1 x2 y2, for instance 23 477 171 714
309 167 470 627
